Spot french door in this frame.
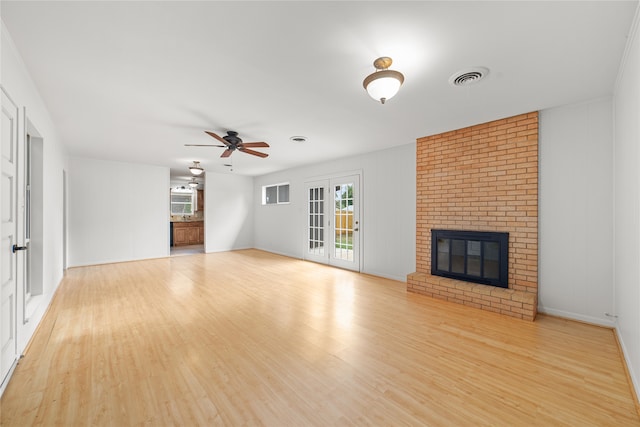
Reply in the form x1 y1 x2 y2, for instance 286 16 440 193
305 174 360 272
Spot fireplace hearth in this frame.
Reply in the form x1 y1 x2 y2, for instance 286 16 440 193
431 229 509 288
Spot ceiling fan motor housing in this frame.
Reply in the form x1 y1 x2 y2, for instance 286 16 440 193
223 131 242 146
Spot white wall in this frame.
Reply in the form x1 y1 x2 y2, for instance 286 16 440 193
67 157 170 266
538 98 614 325
1 22 67 362
204 171 254 252
253 143 416 282
613 5 640 401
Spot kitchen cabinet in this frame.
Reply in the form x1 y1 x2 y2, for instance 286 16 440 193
174 227 187 246
187 227 199 244
172 221 204 246
196 189 204 212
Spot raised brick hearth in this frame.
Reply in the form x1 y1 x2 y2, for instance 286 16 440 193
407 273 536 320
408 112 539 320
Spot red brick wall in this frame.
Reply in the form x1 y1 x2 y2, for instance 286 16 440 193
409 112 538 320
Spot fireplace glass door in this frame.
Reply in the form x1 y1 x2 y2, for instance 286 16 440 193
432 230 508 288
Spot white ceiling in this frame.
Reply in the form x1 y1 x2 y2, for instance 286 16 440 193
1 1 637 180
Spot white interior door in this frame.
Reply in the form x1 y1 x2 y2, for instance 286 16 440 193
1 88 19 385
304 174 360 272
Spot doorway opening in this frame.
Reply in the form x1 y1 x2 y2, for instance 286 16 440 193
24 119 44 321
169 170 205 256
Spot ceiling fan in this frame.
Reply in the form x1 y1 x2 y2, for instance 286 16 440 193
185 131 269 158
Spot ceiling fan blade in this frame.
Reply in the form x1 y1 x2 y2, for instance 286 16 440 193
205 131 230 146
241 142 270 148
220 149 234 158
185 144 226 147
239 147 269 158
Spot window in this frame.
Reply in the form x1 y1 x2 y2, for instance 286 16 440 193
171 187 196 215
262 183 290 205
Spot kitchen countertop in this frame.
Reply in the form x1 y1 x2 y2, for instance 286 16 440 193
170 219 204 223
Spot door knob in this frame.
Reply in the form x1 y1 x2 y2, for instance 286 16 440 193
12 244 27 253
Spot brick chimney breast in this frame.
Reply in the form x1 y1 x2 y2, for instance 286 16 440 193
408 112 538 321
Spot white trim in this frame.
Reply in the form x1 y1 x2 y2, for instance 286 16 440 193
615 326 640 405
362 269 407 283
0 359 18 398
253 247 302 260
537 306 616 328
24 294 43 324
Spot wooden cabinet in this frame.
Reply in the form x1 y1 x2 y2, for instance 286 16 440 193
172 221 204 246
196 189 204 212
187 227 199 244
174 227 188 246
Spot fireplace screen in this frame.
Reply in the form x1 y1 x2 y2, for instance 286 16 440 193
431 229 508 288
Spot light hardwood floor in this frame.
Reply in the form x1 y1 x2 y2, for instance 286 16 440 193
1 249 638 426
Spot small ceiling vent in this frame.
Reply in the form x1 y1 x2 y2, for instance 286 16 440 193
449 67 489 87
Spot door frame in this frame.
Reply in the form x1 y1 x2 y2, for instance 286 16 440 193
303 170 362 272
23 114 44 323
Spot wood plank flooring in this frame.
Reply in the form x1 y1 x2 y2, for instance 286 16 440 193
1 249 638 426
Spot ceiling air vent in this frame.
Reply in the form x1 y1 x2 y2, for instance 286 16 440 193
449 67 489 87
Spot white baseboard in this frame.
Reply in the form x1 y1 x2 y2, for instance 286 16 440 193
0 358 18 398
537 306 616 327
252 247 302 259
614 326 640 407
361 269 407 283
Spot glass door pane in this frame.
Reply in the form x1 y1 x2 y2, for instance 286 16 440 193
334 183 353 261
308 186 325 256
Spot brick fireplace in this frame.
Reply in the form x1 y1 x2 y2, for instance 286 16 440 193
407 112 538 321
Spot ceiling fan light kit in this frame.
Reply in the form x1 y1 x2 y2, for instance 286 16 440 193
189 161 204 175
363 56 404 104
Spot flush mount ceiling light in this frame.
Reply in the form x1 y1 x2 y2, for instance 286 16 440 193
188 178 198 188
189 161 204 176
363 57 405 104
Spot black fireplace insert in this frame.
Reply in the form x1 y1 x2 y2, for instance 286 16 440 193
431 229 509 288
